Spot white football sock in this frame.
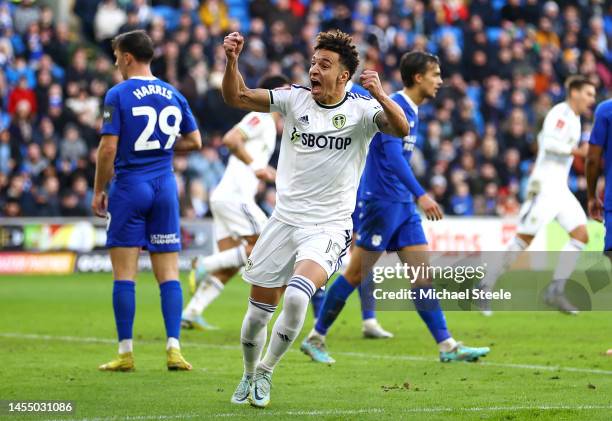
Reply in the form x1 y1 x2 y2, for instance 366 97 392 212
438 337 458 353
166 337 180 350
362 318 378 327
479 237 528 291
550 238 585 294
182 276 224 319
241 298 276 376
118 339 133 354
259 276 316 373
201 245 247 273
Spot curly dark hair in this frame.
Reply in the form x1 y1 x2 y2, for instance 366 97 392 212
314 30 360 78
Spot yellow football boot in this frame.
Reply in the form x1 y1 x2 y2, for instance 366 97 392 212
188 268 197 295
98 352 135 372
167 347 192 371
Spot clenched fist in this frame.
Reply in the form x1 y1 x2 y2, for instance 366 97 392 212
224 32 244 61
359 70 385 99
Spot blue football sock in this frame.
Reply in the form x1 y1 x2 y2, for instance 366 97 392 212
412 287 451 343
359 273 376 320
311 288 325 319
113 280 135 341
314 275 356 335
159 280 183 340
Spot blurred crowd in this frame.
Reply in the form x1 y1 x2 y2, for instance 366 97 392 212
0 0 611 218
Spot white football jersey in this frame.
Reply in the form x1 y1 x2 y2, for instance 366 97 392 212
211 112 277 202
269 84 382 228
528 102 581 193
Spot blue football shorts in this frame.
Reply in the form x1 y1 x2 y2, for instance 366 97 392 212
106 172 181 252
351 198 364 233
355 198 427 252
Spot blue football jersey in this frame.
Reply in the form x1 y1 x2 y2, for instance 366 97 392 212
589 99 612 210
348 81 371 98
360 91 419 203
100 77 198 181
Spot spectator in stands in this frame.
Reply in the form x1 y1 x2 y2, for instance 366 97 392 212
8 76 36 115
21 143 47 180
8 100 35 166
4 174 36 216
187 179 209 219
33 175 61 216
12 0 40 34
65 85 99 127
94 0 126 43
450 182 475 216
71 174 92 216
199 0 229 32
59 124 87 163
0 128 11 175
0 0 610 218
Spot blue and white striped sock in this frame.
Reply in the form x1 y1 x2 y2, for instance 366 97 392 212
259 275 316 373
241 298 277 376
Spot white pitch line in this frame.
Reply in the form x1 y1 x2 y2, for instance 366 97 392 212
43 405 612 421
335 350 612 376
2 332 612 376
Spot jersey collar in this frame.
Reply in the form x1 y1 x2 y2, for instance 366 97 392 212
398 90 419 115
315 92 348 109
129 76 158 81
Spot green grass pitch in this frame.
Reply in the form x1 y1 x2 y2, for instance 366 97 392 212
1 273 611 420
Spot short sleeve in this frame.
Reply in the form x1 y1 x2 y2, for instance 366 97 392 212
540 106 567 140
269 86 292 116
589 104 610 148
100 87 121 136
236 112 264 140
361 98 383 140
178 93 198 134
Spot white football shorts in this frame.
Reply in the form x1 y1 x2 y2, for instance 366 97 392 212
210 199 268 240
243 216 352 288
517 189 587 236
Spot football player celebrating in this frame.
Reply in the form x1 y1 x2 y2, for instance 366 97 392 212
300 51 490 365
222 30 408 407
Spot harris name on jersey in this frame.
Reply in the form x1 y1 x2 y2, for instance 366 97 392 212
132 84 173 100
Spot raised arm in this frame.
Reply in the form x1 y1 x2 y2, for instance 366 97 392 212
360 70 409 138
222 32 271 112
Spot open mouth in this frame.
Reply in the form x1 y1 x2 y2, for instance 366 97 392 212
311 79 321 93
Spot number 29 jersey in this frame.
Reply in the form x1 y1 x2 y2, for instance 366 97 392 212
100 76 198 181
